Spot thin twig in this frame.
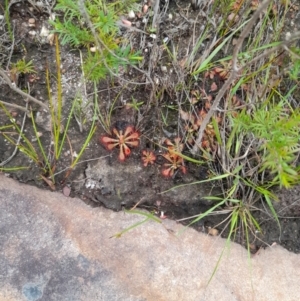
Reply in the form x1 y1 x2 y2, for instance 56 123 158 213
0 68 49 111
0 100 30 113
152 0 160 29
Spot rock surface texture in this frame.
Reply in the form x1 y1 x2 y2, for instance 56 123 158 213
0 174 300 301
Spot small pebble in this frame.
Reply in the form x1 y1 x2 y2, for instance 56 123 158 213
28 30 37 36
64 150 70 157
40 25 49 37
90 46 97 52
208 227 219 236
62 186 71 197
161 66 167 72
49 13 56 21
128 10 135 19
28 18 35 24
143 4 149 14
47 33 55 45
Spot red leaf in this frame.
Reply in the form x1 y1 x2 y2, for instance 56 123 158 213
162 168 172 177
119 149 126 161
123 144 131 156
210 82 218 92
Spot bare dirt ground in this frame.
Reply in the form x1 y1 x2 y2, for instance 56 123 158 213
1 0 300 254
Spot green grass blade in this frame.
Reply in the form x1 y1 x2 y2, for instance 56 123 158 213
111 209 161 238
192 21 248 76
159 173 230 194
30 111 53 180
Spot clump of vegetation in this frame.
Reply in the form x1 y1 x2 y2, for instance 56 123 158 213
2 0 300 261
51 0 142 82
173 0 300 257
9 58 36 82
233 102 300 188
0 36 97 188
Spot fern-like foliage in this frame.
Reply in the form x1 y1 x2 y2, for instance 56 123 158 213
54 0 82 19
51 0 141 82
53 19 93 46
234 101 300 188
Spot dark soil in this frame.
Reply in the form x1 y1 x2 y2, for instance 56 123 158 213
1 0 300 254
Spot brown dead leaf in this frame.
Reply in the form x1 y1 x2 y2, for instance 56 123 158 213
198 108 206 117
178 57 188 69
202 139 210 148
207 94 213 102
205 101 211 110
179 109 194 124
205 70 216 79
232 95 242 107
41 175 56 191
122 19 132 26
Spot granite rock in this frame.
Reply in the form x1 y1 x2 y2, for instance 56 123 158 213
0 175 299 301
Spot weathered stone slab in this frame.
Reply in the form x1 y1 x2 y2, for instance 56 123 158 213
83 157 216 211
0 174 299 301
